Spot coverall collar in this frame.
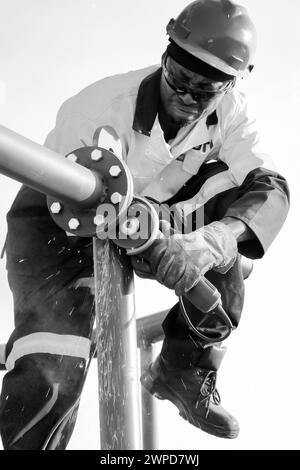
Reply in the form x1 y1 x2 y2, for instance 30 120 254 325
132 67 218 137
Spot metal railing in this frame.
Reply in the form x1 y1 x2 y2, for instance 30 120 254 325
0 124 167 450
0 309 167 450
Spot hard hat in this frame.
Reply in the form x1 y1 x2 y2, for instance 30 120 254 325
166 0 257 78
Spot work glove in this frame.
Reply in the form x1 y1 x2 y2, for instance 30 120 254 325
131 221 237 296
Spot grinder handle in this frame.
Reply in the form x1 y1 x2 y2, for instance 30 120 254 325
185 276 221 313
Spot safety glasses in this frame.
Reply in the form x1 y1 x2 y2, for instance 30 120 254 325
162 61 234 102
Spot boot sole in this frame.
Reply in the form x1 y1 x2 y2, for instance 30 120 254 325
140 369 239 439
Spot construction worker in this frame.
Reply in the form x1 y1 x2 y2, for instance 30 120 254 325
0 0 289 449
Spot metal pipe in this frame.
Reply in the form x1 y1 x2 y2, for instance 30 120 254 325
93 238 141 450
137 310 168 347
139 342 158 450
0 124 103 208
137 311 168 450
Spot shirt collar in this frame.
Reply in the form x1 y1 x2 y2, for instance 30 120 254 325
132 66 218 137
132 68 161 136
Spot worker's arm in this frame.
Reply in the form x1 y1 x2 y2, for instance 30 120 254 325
221 217 253 243
215 92 290 258
219 167 290 259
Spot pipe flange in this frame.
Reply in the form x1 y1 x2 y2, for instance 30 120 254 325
47 146 133 237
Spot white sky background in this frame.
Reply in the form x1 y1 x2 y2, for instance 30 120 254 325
0 0 299 450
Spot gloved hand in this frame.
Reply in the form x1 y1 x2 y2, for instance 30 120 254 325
131 219 174 281
131 221 237 296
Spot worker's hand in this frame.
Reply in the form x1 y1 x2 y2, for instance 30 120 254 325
130 221 237 296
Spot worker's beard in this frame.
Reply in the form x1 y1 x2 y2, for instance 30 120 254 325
165 93 219 129
170 109 202 128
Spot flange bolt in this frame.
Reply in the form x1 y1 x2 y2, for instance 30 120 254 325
50 202 62 214
110 192 122 204
109 165 122 177
91 149 103 161
93 214 106 226
68 218 80 230
67 153 78 163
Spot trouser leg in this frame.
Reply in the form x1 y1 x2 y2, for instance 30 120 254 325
161 255 245 368
161 159 248 368
142 257 245 438
0 270 95 450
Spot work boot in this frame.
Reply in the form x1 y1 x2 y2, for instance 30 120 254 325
140 347 239 439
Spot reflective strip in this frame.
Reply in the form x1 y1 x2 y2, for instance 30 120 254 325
6 333 91 371
176 169 236 217
73 276 94 289
10 383 59 446
199 169 236 204
0 343 6 365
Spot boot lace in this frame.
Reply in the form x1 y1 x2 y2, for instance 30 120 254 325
195 370 221 417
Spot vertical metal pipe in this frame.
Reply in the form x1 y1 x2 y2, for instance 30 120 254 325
93 238 141 450
139 342 158 450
